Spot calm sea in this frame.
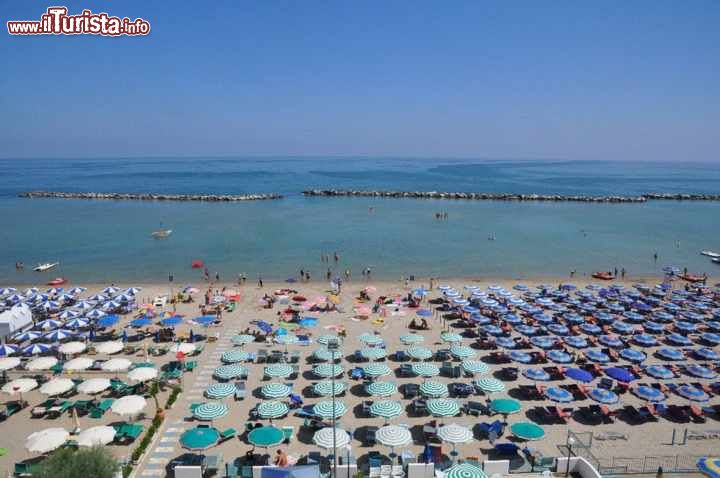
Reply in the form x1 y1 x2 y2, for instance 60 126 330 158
1 157 719 283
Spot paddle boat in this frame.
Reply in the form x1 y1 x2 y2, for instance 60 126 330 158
592 271 614 280
46 278 68 286
33 262 59 272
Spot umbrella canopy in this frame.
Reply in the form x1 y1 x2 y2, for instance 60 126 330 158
2 378 38 395
26 356 57 371
312 363 343 378
697 458 720 478
475 378 505 393
437 423 473 444
77 378 112 395
645 365 675 380
366 381 398 397
95 341 124 354
0 357 21 371
420 380 449 398
370 400 404 419
77 426 116 447
169 343 196 354
522 369 551 381
406 346 433 361
400 334 425 344
411 363 440 377
312 427 351 449
444 463 487 478
57 341 86 355
257 400 290 419
376 425 412 447
685 364 718 379
40 378 74 396
64 357 94 371
275 334 299 345
510 422 545 441
363 363 392 378
111 395 147 416
545 387 574 403
605 367 635 383
547 350 573 364
25 428 69 453
440 332 463 343
102 358 132 372
586 349 611 363
313 380 346 397
180 426 220 451
128 367 159 383
215 364 248 380
193 402 229 421
248 426 285 448
358 333 384 345
261 382 292 399
221 350 251 363
490 398 522 415
633 385 666 402
0 344 18 357
264 363 295 378
427 398 460 417
449 345 476 359
231 334 256 345
205 383 236 399
313 348 342 362
22 343 53 355
508 351 532 364
360 347 387 361
677 385 710 402
587 388 619 404
619 349 647 363
460 360 489 375
313 400 347 419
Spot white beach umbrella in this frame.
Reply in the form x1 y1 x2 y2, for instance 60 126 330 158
26 356 58 371
111 395 146 417
128 367 158 383
77 426 116 447
25 428 69 453
58 341 86 355
170 343 196 354
376 425 412 448
95 340 124 354
40 378 74 396
0 357 21 371
313 427 351 449
63 357 94 371
2 378 38 395
77 378 112 395
102 358 132 372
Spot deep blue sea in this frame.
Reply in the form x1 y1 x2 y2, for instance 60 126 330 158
1 157 719 283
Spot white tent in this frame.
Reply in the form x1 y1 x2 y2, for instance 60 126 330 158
0 304 32 339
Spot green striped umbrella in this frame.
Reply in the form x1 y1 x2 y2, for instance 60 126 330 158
460 360 489 376
180 427 220 451
358 333 384 346
363 363 392 378
366 381 398 397
257 401 289 419
312 363 344 378
313 380 346 397
450 345 476 359
230 334 256 346
205 383 235 399
264 363 294 378
275 334 299 345
313 347 342 362
444 462 487 478
411 362 440 377
490 398 521 415
427 398 460 417
475 378 505 394
221 350 250 364
312 427 351 449
400 334 425 345
360 347 387 361
247 426 284 448
214 364 247 380
420 380 449 398
437 423 473 445
192 402 229 421
406 346 433 361
261 382 292 399
316 335 343 346
370 400 404 420
440 332 463 343
313 400 348 419
510 422 545 441
376 425 412 448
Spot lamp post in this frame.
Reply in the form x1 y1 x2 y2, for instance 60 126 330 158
327 338 340 478
565 436 576 477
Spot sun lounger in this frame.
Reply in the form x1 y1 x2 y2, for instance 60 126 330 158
73 399 96 416
47 400 73 418
220 428 237 442
257 350 268 363
235 382 246 401
31 399 57 417
90 398 114 419
281 426 294 443
184 360 197 372
14 462 41 477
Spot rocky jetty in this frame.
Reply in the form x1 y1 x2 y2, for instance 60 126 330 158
19 191 283 202
303 189 720 203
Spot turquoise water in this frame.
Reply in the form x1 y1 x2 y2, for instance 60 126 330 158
1 158 719 283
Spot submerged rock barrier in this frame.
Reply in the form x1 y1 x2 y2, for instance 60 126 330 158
302 189 720 203
19 191 283 202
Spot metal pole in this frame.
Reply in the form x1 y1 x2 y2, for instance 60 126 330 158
328 339 339 478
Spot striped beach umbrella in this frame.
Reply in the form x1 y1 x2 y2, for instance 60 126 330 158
313 348 342 362
316 334 343 346
445 463 487 478
313 400 347 419
475 378 505 394
230 334 256 346
697 457 720 478
370 400 404 420
248 426 285 448
275 334 299 346
264 363 294 378
257 400 290 419
509 422 545 441
490 398 521 415
411 362 440 378
193 402 229 421
400 334 425 345
420 380 449 398
358 333 384 346
363 363 392 378
261 382 292 399
450 345 476 359
0 344 18 357
313 380 346 397
215 364 247 380
313 427 351 449
547 350 573 364
437 423 473 445
427 399 460 417
406 346 433 361
376 425 412 448
205 383 235 399
221 350 250 363
360 347 387 361
460 360 489 376
312 363 344 378
366 381 398 397
440 332 463 343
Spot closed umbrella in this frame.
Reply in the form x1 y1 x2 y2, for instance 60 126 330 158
77 426 116 447
193 402 229 421
313 380 346 397
257 401 289 419
40 378 74 396
313 427 351 449
248 426 285 448
313 400 347 419
261 382 292 399
77 378 111 395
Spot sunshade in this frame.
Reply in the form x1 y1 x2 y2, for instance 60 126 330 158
77 378 112 394
411 362 440 377
64 357 94 371
400 334 425 344
645 365 675 379
193 402 229 421
264 363 294 378
697 457 720 478
510 422 545 441
440 332 463 343
2 378 38 394
312 363 343 378
587 388 619 404
449 345 475 359
222 350 251 363
366 381 397 397
633 385 666 402
475 378 505 393
0 357 21 371
444 463 487 478
370 400 404 419
360 348 387 361
57 341 86 355
102 358 132 372
363 363 392 378
128 367 159 382
437 423 473 444
215 364 248 380
40 378 74 396
376 425 412 447
312 427 351 449
111 395 147 416
545 387 573 403
77 426 116 447
677 385 709 402
605 367 634 383
96 341 124 354
257 400 289 419
180 426 220 451
261 382 292 399
313 380 346 397
25 428 69 453
460 360 489 375
565 368 593 383
248 426 285 448
313 400 347 419
490 398 521 414
358 333 384 345
420 380 449 398
205 383 235 399
231 334 256 345
313 348 342 361
522 369 550 381
427 398 460 417
170 343 195 354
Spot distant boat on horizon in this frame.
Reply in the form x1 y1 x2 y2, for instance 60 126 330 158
151 229 172 239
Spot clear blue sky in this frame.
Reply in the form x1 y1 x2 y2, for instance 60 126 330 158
1 1 718 160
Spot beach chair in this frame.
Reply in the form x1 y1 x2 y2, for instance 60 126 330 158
350 367 364 380
689 405 706 423
598 378 614 390
289 394 303 408
234 382 246 401
220 428 238 442
281 426 294 443
365 426 379 446
399 364 413 377
257 350 268 363
31 399 57 418
464 401 484 417
184 360 197 372
226 462 239 478
73 399 96 416
90 398 114 419
403 383 419 399
290 351 300 363
395 350 408 362
47 400 73 418
14 461 41 477
412 399 427 415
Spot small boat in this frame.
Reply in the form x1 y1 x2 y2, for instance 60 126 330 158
713 258 720 264
34 262 59 272
47 278 68 286
151 229 172 239
592 272 614 280
701 250 720 259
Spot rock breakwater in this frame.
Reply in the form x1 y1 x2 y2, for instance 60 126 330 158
19 191 283 202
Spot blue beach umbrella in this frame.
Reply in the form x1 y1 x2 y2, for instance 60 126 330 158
588 388 619 404
195 316 215 326
97 315 120 328
677 385 709 402
675 321 697 333
530 336 556 349
43 329 75 341
685 364 718 380
23 343 53 355
515 325 538 336
657 347 684 361
36 319 63 330
633 334 658 347
666 333 693 346
545 387 573 403
580 323 602 335
565 368 593 383
611 322 634 334
694 348 720 361
547 324 569 336
483 325 504 336
86 309 106 319
547 350 573 364
643 321 665 333
161 316 183 327
645 365 675 379
585 349 610 363
599 335 624 348
701 333 720 345
619 349 646 363
0 344 18 356
563 336 588 349
522 368 550 381
633 385 665 402
131 317 153 327
605 367 634 383
14 330 41 342
508 351 532 364
65 318 89 329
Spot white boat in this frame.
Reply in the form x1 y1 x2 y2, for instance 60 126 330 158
34 262 59 272
151 229 172 239
701 250 720 259
713 258 720 264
